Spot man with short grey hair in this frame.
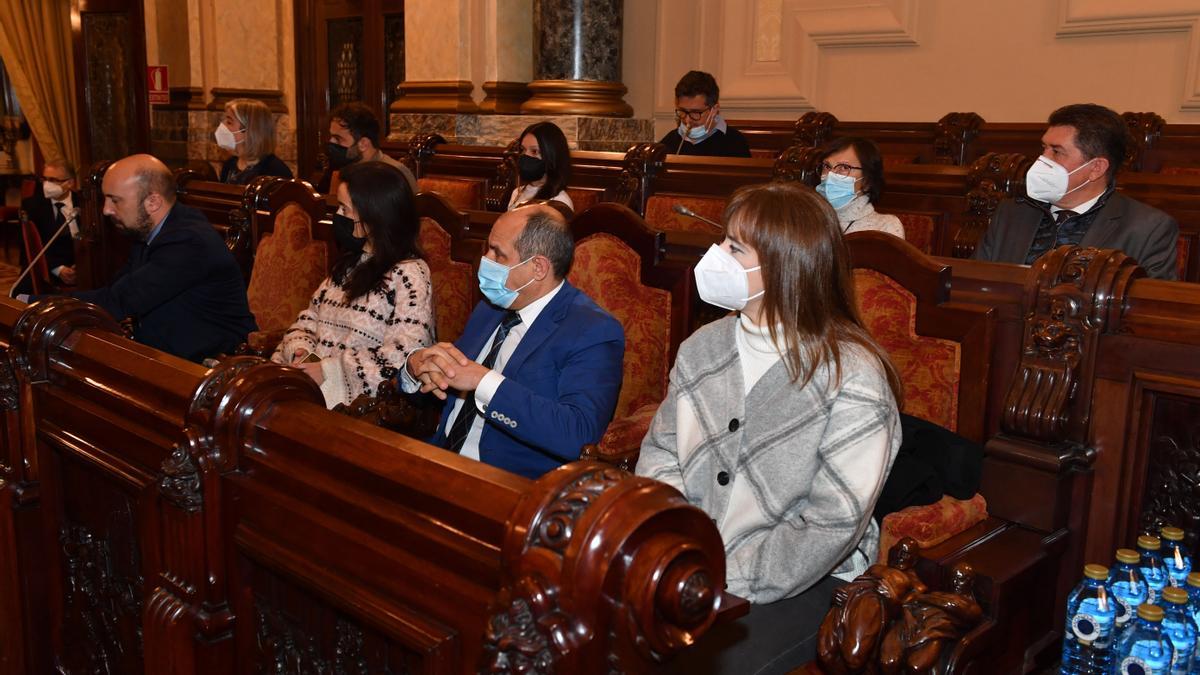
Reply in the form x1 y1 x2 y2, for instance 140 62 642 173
401 203 625 479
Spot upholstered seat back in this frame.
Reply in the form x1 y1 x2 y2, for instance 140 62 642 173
892 212 936 255
417 177 484 211
418 217 475 343
854 268 961 431
19 218 48 294
565 188 601 213
567 232 672 419
246 203 330 333
643 195 725 235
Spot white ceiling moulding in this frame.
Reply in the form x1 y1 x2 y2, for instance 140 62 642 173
1055 0 1200 111
719 0 920 114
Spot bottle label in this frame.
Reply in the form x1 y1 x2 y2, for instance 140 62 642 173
1113 581 1148 625
1071 597 1115 645
1123 638 1173 674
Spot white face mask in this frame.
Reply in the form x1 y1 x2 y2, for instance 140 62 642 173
42 181 66 200
1025 155 1096 205
214 122 240 151
694 244 763 311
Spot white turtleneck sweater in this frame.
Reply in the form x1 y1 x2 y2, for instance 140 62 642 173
836 194 905 239
734 312 786 394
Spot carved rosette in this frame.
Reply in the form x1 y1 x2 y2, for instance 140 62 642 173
407 132 446 178
486 462 728 672
486 136 524 212
611 142 665 213
953 152 1034 258
159 443 203 513
793 111 838 148
933 112 985 165
772 145 823 185
1001 245 1142 446
1122 112 1165 172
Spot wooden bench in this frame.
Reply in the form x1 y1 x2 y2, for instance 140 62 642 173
0 295 744 674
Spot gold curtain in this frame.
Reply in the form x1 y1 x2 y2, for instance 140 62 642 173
0 0 80 168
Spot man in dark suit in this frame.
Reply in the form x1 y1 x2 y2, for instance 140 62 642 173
22 154 257 362
15 159 79 295
973 103 1179 280
401 203 625 479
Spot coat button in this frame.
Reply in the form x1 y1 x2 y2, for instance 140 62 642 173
729 418 739 432
717 471 730 486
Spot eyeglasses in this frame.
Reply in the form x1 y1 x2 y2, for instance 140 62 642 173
674 106 713 123
821 161 863 176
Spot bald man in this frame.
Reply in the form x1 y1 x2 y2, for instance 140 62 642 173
27 154 256 362
400 204 625 478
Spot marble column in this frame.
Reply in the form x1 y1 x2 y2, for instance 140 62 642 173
522 0 633 117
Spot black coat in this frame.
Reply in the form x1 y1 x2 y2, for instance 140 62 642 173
53 204 257 362
657 126 753 158
219 153 293 185
20 190 78 275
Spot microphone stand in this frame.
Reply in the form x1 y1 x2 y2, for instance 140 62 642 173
671 203 724 229
10 209 79 298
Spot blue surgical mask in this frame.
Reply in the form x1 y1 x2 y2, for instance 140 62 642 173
478 255 534 309
816 172 859 210
678 121 714 143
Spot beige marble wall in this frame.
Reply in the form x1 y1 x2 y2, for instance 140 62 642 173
484 0 533 82
649 0 1200 138
406 0 474 82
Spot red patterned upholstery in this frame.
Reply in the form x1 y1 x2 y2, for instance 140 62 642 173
878 494 989 561
19 219 49 294
644 195 725 234
568 233 672 421
1178 236 1191 281
418 217 475 342
417 177 484 211
892 213 936 254
246 203 329 333
565 188 602 213
853 268 961 431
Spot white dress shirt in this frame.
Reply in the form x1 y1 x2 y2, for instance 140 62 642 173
402 281 565 461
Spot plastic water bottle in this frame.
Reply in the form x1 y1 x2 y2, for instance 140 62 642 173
1161 587 1197 674
1113 604 1174 675
1141 535 1170 604
1112 548 1150 636
1162 527 1193 588
1061 564 1116 674
1186 572 1200 633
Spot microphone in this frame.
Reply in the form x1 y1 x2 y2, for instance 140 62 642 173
672 203 723 230
10 208 81 298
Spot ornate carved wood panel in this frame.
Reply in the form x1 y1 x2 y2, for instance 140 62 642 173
80 12 141 163
1138 394 1200 556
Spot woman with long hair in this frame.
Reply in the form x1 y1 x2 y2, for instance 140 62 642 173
215 98 293 184
507 121 573 210
637 181 902 674
272 162 434 408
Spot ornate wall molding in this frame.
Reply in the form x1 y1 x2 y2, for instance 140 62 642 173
1056 0 1200 111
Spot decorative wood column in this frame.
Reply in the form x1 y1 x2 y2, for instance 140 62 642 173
521 0 632 118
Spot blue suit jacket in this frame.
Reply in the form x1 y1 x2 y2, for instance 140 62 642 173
431 282 624 479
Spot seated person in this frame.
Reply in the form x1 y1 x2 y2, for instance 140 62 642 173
324 102 417 195
216 98 293 185
16 158 80 293
816 137 905 238
23 154 257 363
657 70 752 158
636 181 902 674
401 204 625 479
271 162 434 408
507 121 573 211
973 103 1178 280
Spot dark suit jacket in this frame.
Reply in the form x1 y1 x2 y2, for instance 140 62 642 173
51 203 257 362
219 153 294 185
973 192 1179 280
429 282 625 479
20 190 78 276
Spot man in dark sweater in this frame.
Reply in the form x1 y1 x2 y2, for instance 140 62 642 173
656 70 752 158
22 154 257 362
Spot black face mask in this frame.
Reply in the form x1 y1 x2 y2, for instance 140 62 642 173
327 142 356 170
332 214 366 256
518 154 546 183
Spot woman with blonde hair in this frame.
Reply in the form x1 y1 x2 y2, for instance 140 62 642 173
637 181 902 675
215 98 293 184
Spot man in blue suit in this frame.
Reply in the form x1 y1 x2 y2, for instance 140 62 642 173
400 203 624 479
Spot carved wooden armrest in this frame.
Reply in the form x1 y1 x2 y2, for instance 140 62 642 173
236 329 287 358
334 379 441 438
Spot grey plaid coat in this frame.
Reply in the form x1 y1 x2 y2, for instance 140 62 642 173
637 316 900 603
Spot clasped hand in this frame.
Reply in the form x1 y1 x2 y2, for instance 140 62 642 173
407 343 489 399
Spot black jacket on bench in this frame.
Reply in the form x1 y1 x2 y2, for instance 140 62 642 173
43 203 256 362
